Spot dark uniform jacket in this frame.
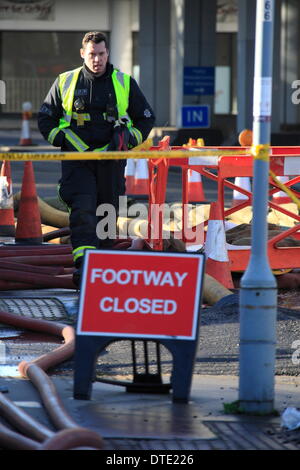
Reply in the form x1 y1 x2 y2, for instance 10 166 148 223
37 63 155 256
38 62 155 152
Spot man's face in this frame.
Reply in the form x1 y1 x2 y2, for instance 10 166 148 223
80 41 109 76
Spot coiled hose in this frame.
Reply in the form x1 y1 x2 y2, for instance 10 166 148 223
0 310 104 450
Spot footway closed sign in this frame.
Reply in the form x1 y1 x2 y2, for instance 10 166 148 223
77 250 204 340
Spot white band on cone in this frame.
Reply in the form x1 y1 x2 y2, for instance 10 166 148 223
205 220 229 262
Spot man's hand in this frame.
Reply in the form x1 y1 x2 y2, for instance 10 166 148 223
107 123 130 151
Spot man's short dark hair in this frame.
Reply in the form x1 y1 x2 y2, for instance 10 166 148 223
82 31 108 49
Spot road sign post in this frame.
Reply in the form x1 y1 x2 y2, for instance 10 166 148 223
74 250 205 403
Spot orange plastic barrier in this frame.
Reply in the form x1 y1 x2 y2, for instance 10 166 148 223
215 152 300 271
147 145 300 271
148 137 171 250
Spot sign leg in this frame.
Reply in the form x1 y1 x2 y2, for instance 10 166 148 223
73 335 108 400
163 340 197 403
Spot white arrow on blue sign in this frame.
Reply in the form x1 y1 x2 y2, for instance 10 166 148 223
181 105 210 128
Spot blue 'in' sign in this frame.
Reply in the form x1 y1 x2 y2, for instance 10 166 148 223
181 105 210 128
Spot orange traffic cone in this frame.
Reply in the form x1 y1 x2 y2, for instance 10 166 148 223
183 138 195 148
187 169 206 202
205 201 234 289
231 176 251 207
134 159 149 195
125 158 137 195
272 176 292 205
183 137 205 148
19 102 33 146
184 137 206 202
15 161 43 244
232 129 252 207
0 161 15 237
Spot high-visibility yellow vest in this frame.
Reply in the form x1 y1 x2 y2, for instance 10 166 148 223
58 66 132 128
48 66 134 151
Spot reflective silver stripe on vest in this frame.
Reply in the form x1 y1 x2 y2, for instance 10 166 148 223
62 128 89 152
62 111 72 124
115 70 125 88
48 127 61 144
130 127 143 145
61 71 74 100
93 144 109 152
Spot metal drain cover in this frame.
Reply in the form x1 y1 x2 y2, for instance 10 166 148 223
74 400 216 440
0 298 68 321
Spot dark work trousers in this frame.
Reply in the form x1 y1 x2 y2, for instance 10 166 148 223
58 159 126 262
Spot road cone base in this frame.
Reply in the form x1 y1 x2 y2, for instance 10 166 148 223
15 236 43 245
205 259 234 289
188 189 205 203
125 186 135 196
0 225 16 237
125 176 136 195
134 181 149 195
19 138 33 146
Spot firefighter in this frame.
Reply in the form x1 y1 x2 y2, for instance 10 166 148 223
38 31 155 287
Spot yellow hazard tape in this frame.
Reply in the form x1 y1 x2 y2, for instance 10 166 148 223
269 170 300 210
0 145 298 164
251 144 270 162
0 148 251 161
131 137 154 151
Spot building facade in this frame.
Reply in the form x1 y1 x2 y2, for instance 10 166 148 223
0 0 299 143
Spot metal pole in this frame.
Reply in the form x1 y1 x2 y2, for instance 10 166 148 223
170 0 185 128
239 0 277 414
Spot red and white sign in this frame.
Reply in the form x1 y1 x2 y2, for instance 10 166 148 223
77 250 204 340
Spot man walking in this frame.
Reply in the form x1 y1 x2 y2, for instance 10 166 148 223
38 31 155 286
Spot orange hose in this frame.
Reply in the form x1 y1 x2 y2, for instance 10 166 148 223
0 280 45 290
0 393 54 442
0 254 74 266
39 428 103 450
0 269 75 289
0 260 64 275
42 228 70 242
0 423 39 450
0 310 104 450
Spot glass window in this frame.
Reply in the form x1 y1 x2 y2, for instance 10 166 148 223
0 31 109 112
215 32 237 115
1 31 88 78
132 31 139 83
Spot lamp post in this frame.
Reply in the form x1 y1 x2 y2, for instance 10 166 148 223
239 0 277 414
